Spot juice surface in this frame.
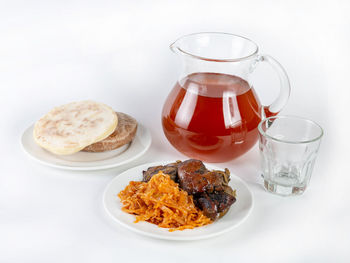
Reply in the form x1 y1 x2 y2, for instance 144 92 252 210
162 72 262 162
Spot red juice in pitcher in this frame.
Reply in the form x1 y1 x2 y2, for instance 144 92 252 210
162 72 262 163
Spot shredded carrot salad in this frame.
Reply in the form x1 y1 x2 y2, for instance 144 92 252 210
118 172 212 231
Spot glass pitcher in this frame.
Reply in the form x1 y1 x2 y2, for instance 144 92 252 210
162 32 290 163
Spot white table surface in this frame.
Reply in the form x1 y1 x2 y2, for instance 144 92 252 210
1 0 349 262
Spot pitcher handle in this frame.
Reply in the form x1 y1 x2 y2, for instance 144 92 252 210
257 54 291 118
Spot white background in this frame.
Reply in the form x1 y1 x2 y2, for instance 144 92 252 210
1 0 349 262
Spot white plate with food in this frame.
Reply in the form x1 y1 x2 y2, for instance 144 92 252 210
21 101 151 170
103 160 254 240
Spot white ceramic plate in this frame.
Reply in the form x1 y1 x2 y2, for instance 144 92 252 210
21 124 151 171
103 161 254 240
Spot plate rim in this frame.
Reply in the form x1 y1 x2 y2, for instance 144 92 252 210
20 123 152 171
103 161 254 241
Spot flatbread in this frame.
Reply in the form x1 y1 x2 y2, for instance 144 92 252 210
33 101 118 155
83 112 137 152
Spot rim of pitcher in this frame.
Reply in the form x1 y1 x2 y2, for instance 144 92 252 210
170 32 259 62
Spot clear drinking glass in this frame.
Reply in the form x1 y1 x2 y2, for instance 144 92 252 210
258 116 323 196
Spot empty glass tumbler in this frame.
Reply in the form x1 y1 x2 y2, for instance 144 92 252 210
258 116 323 196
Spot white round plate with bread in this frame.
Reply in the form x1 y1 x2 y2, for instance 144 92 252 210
21 101 151 170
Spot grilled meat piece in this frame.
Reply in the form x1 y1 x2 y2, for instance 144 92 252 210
142 161 180 182
177 159 228 195
195 193 216 219
177 159 236 220
195 191 236 220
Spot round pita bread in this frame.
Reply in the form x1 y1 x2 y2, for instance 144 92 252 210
33 101 118 155
83 112 137 152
